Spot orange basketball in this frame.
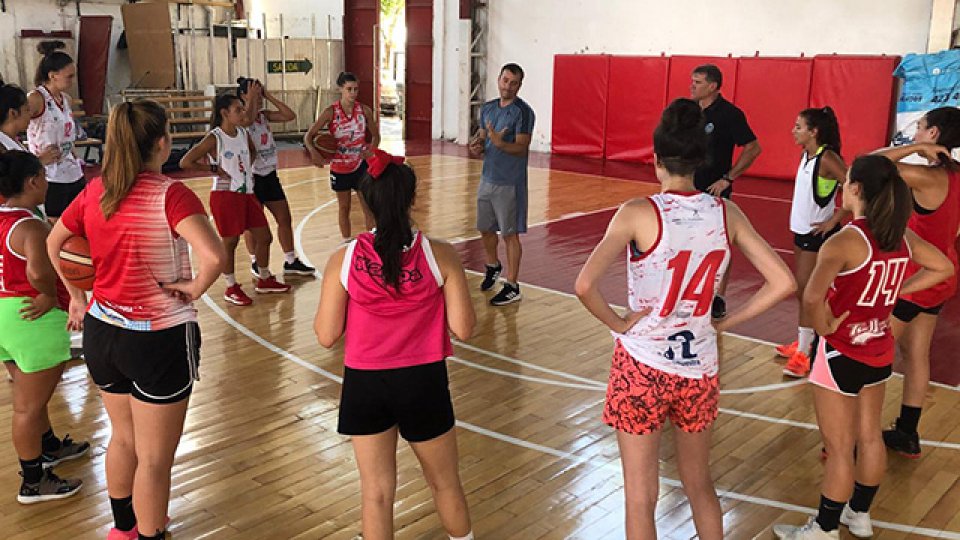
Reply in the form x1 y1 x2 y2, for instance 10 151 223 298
311 130 338 161
58 236 94 291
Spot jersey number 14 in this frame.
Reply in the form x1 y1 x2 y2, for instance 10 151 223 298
661 249 727 317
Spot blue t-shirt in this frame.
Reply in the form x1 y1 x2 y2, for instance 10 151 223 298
480 97 535 186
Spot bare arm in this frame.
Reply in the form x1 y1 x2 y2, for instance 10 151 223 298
728 140 761 180
315 247 348 348
431 239 475 340
46 221 88 331
813 150 851 233
873 143 948 191
179 134 217 171
160 215 227 301
246 129 258 162
900 229 955 296
263 90 297 123
362 104 380 152
304 106 334 153
13 220 60 320
802 233 851 336
27 91 44 119
715 201 796 331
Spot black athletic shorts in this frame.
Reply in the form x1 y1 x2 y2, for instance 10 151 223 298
793 224 842 252
809 340 892 396
892 298 944 322
330 161 368 193
338 360 455 442
83 315 201 404
45 178 86 218
253 170 287 203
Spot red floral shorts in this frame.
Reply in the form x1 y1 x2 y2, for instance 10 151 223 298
603 341 719 435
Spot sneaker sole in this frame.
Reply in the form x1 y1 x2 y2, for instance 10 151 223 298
17 486 82 504
255 287 292 294
782 367 808 378
42 445 90 469
490 295 522 306
283 269 316 276
893 449 922 459
224 296 253 306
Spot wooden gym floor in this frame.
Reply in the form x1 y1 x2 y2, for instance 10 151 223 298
2 152 960 539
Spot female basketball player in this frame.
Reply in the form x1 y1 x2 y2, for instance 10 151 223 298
0 84 43 213
237 78 315 276
26 41 84 221
575 98 796 540
304 71 380 241
1 150 87 505
871 106 960 458
773 156 952 539
180 94 291 306
777 107 848 377
315 149 475 540
47 100 226 540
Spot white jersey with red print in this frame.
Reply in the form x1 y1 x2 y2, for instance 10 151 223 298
613 191 731 378
248 111 278 176
825 219 910 367
27 86 83 184
210 126 254 193
329 100 366 174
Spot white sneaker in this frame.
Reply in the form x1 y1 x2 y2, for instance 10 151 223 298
841 505 874 538
773 517 839 539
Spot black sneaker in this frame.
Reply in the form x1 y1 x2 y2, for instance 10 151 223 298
490 283 522 306
284 258 316 276
41 434 91 469
883 423 921 458
481 262 502 291
18 470 82 504
711 295 727 319
250 261 260 278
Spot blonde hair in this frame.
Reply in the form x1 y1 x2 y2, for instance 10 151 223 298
100 100 168 218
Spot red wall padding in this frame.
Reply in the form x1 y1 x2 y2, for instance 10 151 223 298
551 55 609 158
733 57 814 179
808 55 900 160
605 56 669 163
666 55 739 103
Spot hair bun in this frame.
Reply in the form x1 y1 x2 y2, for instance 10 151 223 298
37 40 66 56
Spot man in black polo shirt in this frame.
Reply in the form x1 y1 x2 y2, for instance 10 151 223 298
690 64 762 317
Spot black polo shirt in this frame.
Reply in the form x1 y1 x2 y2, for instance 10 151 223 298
694 94 756 194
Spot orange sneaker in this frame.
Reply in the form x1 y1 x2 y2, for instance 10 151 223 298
783 350 810 378
776 340 798 358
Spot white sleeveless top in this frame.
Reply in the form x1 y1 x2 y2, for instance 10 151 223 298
790 146 839 235
613 191 731 378
210 126 254 193
248 111 278 176
26 86 83 184
0 131 27 151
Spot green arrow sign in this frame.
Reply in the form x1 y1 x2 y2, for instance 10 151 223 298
267 59 313 74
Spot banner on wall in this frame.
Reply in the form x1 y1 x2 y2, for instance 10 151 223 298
893 50 960 147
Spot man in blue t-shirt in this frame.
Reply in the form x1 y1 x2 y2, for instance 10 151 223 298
469 63 535 306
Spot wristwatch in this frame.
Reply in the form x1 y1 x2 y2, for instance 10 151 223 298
722 173 733 183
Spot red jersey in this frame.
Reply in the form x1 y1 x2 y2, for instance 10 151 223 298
0 206 69 308
901 169 960 307
329 101 367 174
825 219 910 367
60 172 207 331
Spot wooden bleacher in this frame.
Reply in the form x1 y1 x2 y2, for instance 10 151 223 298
145 95 214 145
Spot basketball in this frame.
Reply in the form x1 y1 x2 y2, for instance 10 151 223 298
311 129 338 161
58 235 94 291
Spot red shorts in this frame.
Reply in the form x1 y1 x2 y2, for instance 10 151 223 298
209 191 268 238
603 341 719 435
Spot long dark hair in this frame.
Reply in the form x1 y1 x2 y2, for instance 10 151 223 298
800 106 842 156
653 98 706 176
212 94 243 129
0 150 43 198
35 41 74 87
924 106 960 150
358 162 417 291
0 84 27 126
848 155 910 251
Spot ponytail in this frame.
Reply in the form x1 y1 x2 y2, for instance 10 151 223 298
34 41 73 87
357 162 417 291
101 100 168 218
849 155 910 251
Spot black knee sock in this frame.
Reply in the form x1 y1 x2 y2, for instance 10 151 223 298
815 495 845 532
896 405 922 434
138 531 165 540
41 428 60 453
19 456 43 485
110 495 137 532
849 482 879 513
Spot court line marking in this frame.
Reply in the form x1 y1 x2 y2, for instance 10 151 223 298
198 292 960 539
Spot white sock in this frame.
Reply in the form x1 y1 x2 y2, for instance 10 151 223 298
284 251 296 264
250 254 257 263
224 273 237 286
449 532 474 540
798 327 815 356
258 267 271 280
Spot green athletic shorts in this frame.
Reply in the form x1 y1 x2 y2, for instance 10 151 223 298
0 297 71 373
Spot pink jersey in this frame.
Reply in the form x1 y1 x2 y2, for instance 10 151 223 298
60 172 207 331
339 231 452 370
825 219 910 367
614 191 731 378
329 101 367 174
